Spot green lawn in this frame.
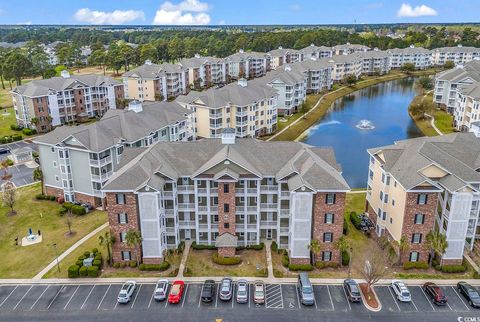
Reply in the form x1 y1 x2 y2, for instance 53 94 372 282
0 183 107 278
0 107 18 138
434 109 455 134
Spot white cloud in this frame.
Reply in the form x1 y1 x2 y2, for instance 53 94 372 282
16 21 32 25
153 0 211 25
73 8 145 25
397 3 437 17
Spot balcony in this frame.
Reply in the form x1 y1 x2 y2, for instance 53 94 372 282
209 112 223 119
165 208 175 216
280 191 290 198
247 188 257 194
261 185 278 193
279 208 289 217
260 203 278 210
178 220 195 228
197 188 208 194
260 220 277 228
247 223 257 230
178 203 195 211
236 110 248 117
198 205 208 212
210 123 223 129
198 223 208 230
163 191 174 198
165 227 176 234
89 155 112 167
280 227 289 234
210 188 218 194
177 185 194 193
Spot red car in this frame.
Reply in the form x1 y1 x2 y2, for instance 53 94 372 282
168 280 185 304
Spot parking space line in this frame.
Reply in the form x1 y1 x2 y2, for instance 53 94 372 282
46 286 64 310
231 283 235 308
131 284 142 308
148 288 155 309
295 284 301 308
341 285 352 311
30 285 49 310
181 284 189 307
386 286 401 312
248 283 250 309
64 285 79 310
81 285 94 310
97 284 111 310
410 297 418 311
326 286 335 311
215 283 219 308
420 287 435 311
451 286 470 311
0 285 18 308
13 285 33 310
446 301 453 311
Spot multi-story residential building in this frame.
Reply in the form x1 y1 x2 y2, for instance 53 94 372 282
123 60 188 101
225 50 271 80
387 45 432 69
268 47 302 70
300 44 333 60
366 133 480 265
453 83 480 131
333 43 370 55
434 60 480 113
357 50 391 75
261 65 307 115
432 45 480 66
33 100 195 207
176 78 278 138
102 131 350 264
291 58 333 94
327 54 363 82
11 71 124 132
178 54 226 89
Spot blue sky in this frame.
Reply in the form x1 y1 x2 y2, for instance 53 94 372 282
0 0 479 25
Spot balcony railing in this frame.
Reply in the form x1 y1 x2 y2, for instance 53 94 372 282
260 185 278 192
178 220 195 228
279 209 290 217
260 203 278 210
280 227 289 234
177 185 194 193
165 208 175 216
163 191 174 197
178 203 195 210
89 155 112 167
280 191 290 198
260 220 277 228
197 188 208 194
247 224 257 230
165 227 176 234
198 205 208 212
198 223 208 230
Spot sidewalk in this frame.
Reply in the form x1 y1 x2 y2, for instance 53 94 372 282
424 113 443 136
175 240 191 278
32 222 109 280
264 240 274 278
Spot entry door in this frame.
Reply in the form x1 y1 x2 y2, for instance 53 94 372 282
267 229 272 240
185 230 191 240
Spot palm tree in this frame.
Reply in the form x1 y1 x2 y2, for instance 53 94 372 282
308 239 322 264
125 229 143 266
334 236 350 267
397 236 410 265
99 231 116 266
426 231 448 267
32 168 44 195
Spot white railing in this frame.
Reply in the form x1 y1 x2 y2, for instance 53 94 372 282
178 220 195 228
198 206 208 212
210 188 218 194
177 185 194 192
281 191 290 197
260 221 277 228
197 188 208 194
163 191 174 197
198 223 208 230
279 243 289 249
165 208 175 215
260 203 278 210
236 206 245 212
165 227 176 234
246 188 257 194
280 208 289 216
247 206 257 212
211 206 218 213
89 155 112 167
260 185 278 192
247 224 257 229
178 203 195 210
280 227 289 233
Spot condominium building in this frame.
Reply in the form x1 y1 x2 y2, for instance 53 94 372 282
123 60 188 101
434 60 480 113
176 78 278 138
357 50 391 75
102 132 350 264
301 44 333 60
333 43 370 55
225 50 271 80
453 83 480 131
261 65 307 115
268 47 302 70
33 100 195 207
291 58 333 94
11 71 124 133
178 55 227 88
366 133 480 265
327 54 363 82
387 45 432 69
432 45 480 66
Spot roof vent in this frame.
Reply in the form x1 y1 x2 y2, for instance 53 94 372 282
237 78 247 87
284 65 292 72
221 127 236 145
194 53 201 58
409 44 415 48
145 59 152 65
278 46 283 50
128 100 143 113
346 42 351 45
60 70 70 78
310 43 315 47
458 44 463 48
239 49 244 54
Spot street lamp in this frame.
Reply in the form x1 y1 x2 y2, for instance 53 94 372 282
50 243 60 273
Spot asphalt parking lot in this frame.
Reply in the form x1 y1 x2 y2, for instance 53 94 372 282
0 141 38 187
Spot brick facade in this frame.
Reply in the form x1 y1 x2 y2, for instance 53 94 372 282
312 192 346 264
143 257 163 264
289 257 310 265
74 192 96 207
45 185 63 198
218 247 236 258
218 182 236 235
105 192 142 263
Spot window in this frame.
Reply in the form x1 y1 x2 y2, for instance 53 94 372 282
409 252 419 262
386 176 391 186
390 218 393 224
411 233 422 244
53 161 57 167
382 211 387 221
120 232 127 242
116 193 126 204
324 213 334 224
118 213 128 224
51 147 55 153
55 176 59 182
417 194 428 205
224 223 230 229
322 251 332 261
379 191 383 201
223 184 229 193
224 204 230 213
414 214 425 224
384 194 389 203
392 200 395 206
325 194 335 204
323 232 333 243
121 251 131 261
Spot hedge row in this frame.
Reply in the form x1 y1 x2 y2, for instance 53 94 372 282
212 253 241 265
271 241 278 252
60 202 86 215
22 128 37 136
0 134 22 144
236 243 264 251
191 242 216 250
288 264 314 271
281 254 289 268
36 194 57 201
350 212 362 230
10 124 23 131
316 261 339 269
441 264 466 273
341 251 350 267
139 262 171 271
68 265 99 277
403 261 429 270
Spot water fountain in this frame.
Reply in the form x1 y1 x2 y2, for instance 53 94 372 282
356 119 375 130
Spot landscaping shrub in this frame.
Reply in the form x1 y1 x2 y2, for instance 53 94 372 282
93 260 102 268
68 265 79 278
10 124 23 131
119 262 127 268
49 195 56 201
343 220 349 235
212 253 242 265
129 261 137 268
0 136 12 144
177 241 185 254
341 251 350 267
79 266 88 277
403 261 429 270
271 241 278 252
87 266 99 277
246 243 264 250
139 262 171 271
92 248 98 255
6 159 13 166
113 262 120 269
22 128 37 136
78 255 86 261
315 262 339 269
36 194 45 200
71 205 86 215
191 242 216 250
441 265 466 273
59 207 68 215
94 254 102 261
288 264 314 271
350 212 361 230
12 134 22 141
434 264 442 271
84 251 91 258
75 260 83 266
281 254 289 268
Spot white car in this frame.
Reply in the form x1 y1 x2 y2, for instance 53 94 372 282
117 281 137 304
391 280 411 302
154 279 169 301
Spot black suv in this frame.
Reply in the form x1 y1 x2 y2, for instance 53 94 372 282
201 280 216 303
343 279 361 302
457 281 480 308
423 282 447 305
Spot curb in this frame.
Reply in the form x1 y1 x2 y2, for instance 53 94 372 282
360 284 382 312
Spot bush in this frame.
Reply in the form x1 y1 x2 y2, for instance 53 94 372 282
271 241 278 252
12 134 22 141
315 262 339 269
75 260 83 266
79 266 88 277
191 242 216 250
119 262 127 268
441 265 466 273
212 253 242 265
93 260 102 268
139 262 171 271
343 220 349 235
288 264 314 271
129 261 137 268
63 202 74 210
281 254 289 268
474 272 480 279
36 194 45 200
49 195 56 201
78 255 86 261
377 236 390 250
6 159 13 166
434 264 442 271
59 207 68 215
92 248 99 255
71 205 86 215
177 241 185 254
87 266 99 277
247 243 264 250
350 212 361 230
84 251 91 258
341 251 350 267
94 254 102 261
10 124 23 131
403 261 429 270
68 265 80 278
22 128 37 136
113 262 120 269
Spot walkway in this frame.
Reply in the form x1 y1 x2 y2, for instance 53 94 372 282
175 240 191 279
32 222 109 280
264 240 274 278
424 113 443 136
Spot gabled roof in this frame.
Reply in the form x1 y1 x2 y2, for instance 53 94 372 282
123 62 184 78
436 61 480 83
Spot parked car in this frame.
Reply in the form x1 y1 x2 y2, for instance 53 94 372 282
457 281 480 308
168 280 185 304
153 279 169 301
297 273 315 306
236 279 248 304
253 280 265 304
0 148 10 155
219 277 233 301
391 280 411 302
201 280 216 303
423 282 447 306
343 279 361 303
117 281 137 304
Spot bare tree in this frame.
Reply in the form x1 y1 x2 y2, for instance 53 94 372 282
65 209 74 236
1 161 16 216
359 252 387 293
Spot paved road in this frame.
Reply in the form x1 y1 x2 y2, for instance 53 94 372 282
0 282 477 321
0 141 39 187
